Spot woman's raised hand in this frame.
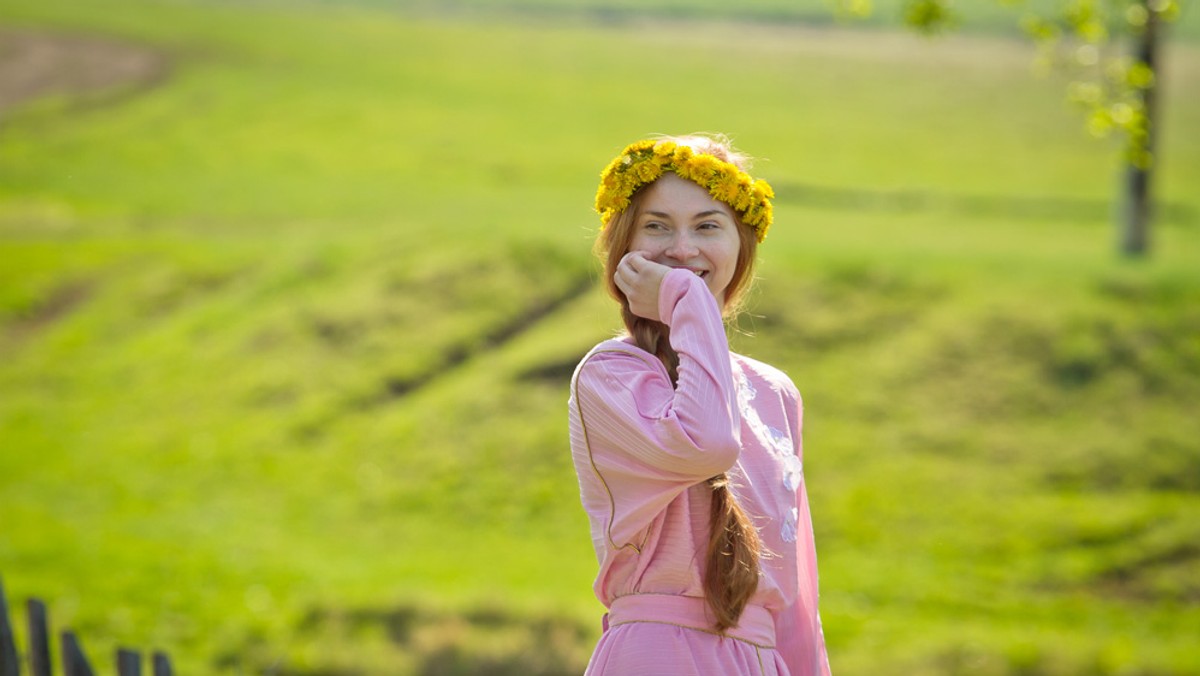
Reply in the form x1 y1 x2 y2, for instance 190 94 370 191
615 251 671 322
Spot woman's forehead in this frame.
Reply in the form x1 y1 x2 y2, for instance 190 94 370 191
638 174 734 218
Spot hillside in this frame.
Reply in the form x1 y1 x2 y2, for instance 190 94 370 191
1 1 1198 673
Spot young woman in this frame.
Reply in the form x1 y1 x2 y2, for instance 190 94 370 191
569 135 831 675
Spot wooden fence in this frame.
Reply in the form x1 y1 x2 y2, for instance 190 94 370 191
0 577 171 676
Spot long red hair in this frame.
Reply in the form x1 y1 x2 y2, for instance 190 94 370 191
595 134 763 632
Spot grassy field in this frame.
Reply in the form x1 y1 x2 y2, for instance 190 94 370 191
1 0 1198 674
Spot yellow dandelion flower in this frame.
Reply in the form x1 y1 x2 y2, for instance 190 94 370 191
688 156 719 183
634 162 660 183
627 140 655 155
713 175 741 204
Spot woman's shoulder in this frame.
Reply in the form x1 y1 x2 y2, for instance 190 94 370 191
732 352 799 399
571 337 666 383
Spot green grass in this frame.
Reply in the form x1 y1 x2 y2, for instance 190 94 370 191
1 1 1198 674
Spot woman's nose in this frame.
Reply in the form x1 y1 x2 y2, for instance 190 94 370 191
664 232 699 260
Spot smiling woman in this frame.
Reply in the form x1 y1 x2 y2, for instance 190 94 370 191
568 135 831 675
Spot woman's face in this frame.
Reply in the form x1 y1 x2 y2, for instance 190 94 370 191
628 173 742 305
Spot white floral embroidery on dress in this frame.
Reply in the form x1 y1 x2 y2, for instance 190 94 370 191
738 371 757 403
783 454 804 492
735 364 804 543
781 507 799 543
734 369 775 454
767 426 793 458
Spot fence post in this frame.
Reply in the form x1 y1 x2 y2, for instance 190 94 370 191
61 631 95 676
25 602 49 676
151 651 172 676
117 648 141 676
0 578 20 676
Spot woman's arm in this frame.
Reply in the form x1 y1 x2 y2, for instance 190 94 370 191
573 268 741 479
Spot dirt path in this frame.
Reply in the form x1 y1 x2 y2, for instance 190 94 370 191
0 27 168 114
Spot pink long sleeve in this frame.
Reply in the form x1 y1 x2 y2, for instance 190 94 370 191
570 269 740 551
577 269 740 475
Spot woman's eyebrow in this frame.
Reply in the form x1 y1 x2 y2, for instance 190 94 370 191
642 209 727 220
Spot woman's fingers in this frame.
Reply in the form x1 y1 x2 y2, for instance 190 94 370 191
619 250 647 274
613 267 633 296
615 251 646 293
617 251 663 322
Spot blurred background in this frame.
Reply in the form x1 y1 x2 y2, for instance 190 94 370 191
1 0 1197 673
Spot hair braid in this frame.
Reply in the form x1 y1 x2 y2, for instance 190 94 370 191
704 474 762 632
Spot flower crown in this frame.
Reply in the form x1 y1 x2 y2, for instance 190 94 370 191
595 139 775 243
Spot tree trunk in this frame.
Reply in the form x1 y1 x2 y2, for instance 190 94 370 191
1120 2 1159 257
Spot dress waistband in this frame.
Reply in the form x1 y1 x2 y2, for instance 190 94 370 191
606 594 776 648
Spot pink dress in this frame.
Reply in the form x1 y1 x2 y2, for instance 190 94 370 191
569 269 831 676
